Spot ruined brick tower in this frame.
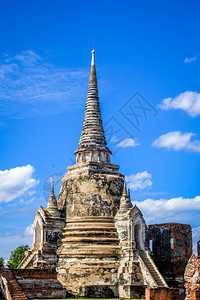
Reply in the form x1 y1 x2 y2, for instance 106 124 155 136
56 49 124 295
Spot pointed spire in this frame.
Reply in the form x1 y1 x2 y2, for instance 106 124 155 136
122 180 128 197
76 49 111 154
50 180 55 197
47 180 60 216
120 179 133 211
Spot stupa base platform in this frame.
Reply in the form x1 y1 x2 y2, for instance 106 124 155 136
57 259 119 297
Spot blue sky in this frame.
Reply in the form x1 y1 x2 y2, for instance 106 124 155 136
0 0 200 259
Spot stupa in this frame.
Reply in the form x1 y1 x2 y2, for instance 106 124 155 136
19 49 168 299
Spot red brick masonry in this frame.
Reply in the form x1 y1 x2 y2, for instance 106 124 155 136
145 287 179 300
0 268 27 300
0 268 66 299
190 291 200 300
148 222 192 289
184 255 200 300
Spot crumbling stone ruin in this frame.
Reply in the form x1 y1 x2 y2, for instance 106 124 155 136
12 50 195 299
18 182 65 270
148 223 192 299
0 268 67 299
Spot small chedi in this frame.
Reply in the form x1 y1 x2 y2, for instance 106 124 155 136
15 50 194 299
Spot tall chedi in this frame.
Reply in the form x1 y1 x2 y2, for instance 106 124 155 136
57 50 124 296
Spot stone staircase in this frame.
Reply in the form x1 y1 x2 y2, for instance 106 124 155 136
17 249 37 269
0 268 27 300
139 250 168 288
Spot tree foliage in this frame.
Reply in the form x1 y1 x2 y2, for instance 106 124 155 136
7 245 29 269
0 257 4 267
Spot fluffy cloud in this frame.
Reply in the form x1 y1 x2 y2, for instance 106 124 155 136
25 224 33 236
133 197 200 254
126 171 152 191
152 131 200 152
117 138 139 148
159 91 200 117
0 165 39 203
10 50 41 65
184 56 197 63
133 195 200 224
0 50 88 118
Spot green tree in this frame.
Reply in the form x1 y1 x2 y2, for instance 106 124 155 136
0 257 4 267
7 245 29 269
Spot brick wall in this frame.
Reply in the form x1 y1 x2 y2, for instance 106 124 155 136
148 223 192 289
0 268 27 300
13 269 58 279
145 287 179 300
191 290 200 300
184 255 200 300
12 269 68 299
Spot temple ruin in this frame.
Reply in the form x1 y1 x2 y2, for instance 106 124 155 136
13 49 194 299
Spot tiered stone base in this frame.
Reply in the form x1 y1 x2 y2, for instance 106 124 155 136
57 217 120 257
57 216 120 296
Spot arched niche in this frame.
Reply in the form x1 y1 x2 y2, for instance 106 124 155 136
131 211 146 251
34 221 42 249
134 223 143 250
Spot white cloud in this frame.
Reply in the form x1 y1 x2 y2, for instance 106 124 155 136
133 195 200 224
126 171 152 191
0 50 88 119
117 138 139 149
0 234 32 260
0 165 39 203
184 56 197 63
152 131 200 153
110 136 118 142
133 197 200 255
10 50 41 65
159 91 200 117
25 224 33 236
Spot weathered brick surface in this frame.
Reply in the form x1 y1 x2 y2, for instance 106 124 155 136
191 290 200 300
184 255 200 300
1 268 66 299
13 268 58 279
148 223 192 288
12 269 67 299
0 268 27 300
145 287 179 300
